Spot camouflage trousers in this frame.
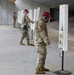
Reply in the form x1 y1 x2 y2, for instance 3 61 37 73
36 42 47 68
20 30 29 45
13 20 16 28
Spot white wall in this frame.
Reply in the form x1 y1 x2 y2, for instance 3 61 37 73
15 0 32 10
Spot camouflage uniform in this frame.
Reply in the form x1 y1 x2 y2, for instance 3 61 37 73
13 15 17 28
20 14 34 45
34 18 49 68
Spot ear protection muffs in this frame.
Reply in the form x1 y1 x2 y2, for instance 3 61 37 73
44 16 49 23
44 16 48 19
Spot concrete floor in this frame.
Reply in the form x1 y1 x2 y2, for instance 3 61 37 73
0 25 74 75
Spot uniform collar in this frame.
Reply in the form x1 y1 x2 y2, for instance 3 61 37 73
41 18 46 23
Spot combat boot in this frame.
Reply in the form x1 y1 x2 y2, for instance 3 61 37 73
27 43 34 46
35 68 45 74
29 43 34 46
40 67 49 71
19 42 25 45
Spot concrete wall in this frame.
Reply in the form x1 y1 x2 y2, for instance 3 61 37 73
0 0 17 25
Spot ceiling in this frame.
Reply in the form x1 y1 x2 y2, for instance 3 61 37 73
33 0 74 12
33 0 74 6
8 0 16 3
8 0 74 12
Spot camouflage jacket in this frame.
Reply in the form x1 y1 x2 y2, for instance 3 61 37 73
34 18 49 45
22 14 33 25
13 15 17 20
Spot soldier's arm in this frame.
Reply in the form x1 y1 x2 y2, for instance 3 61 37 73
38 21 49 44
22 16 25 24
13 15 14 19
26 16 34 23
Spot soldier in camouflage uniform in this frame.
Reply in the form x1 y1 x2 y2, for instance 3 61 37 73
20 9 34 45
34 12 52 74
13 12 17 28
